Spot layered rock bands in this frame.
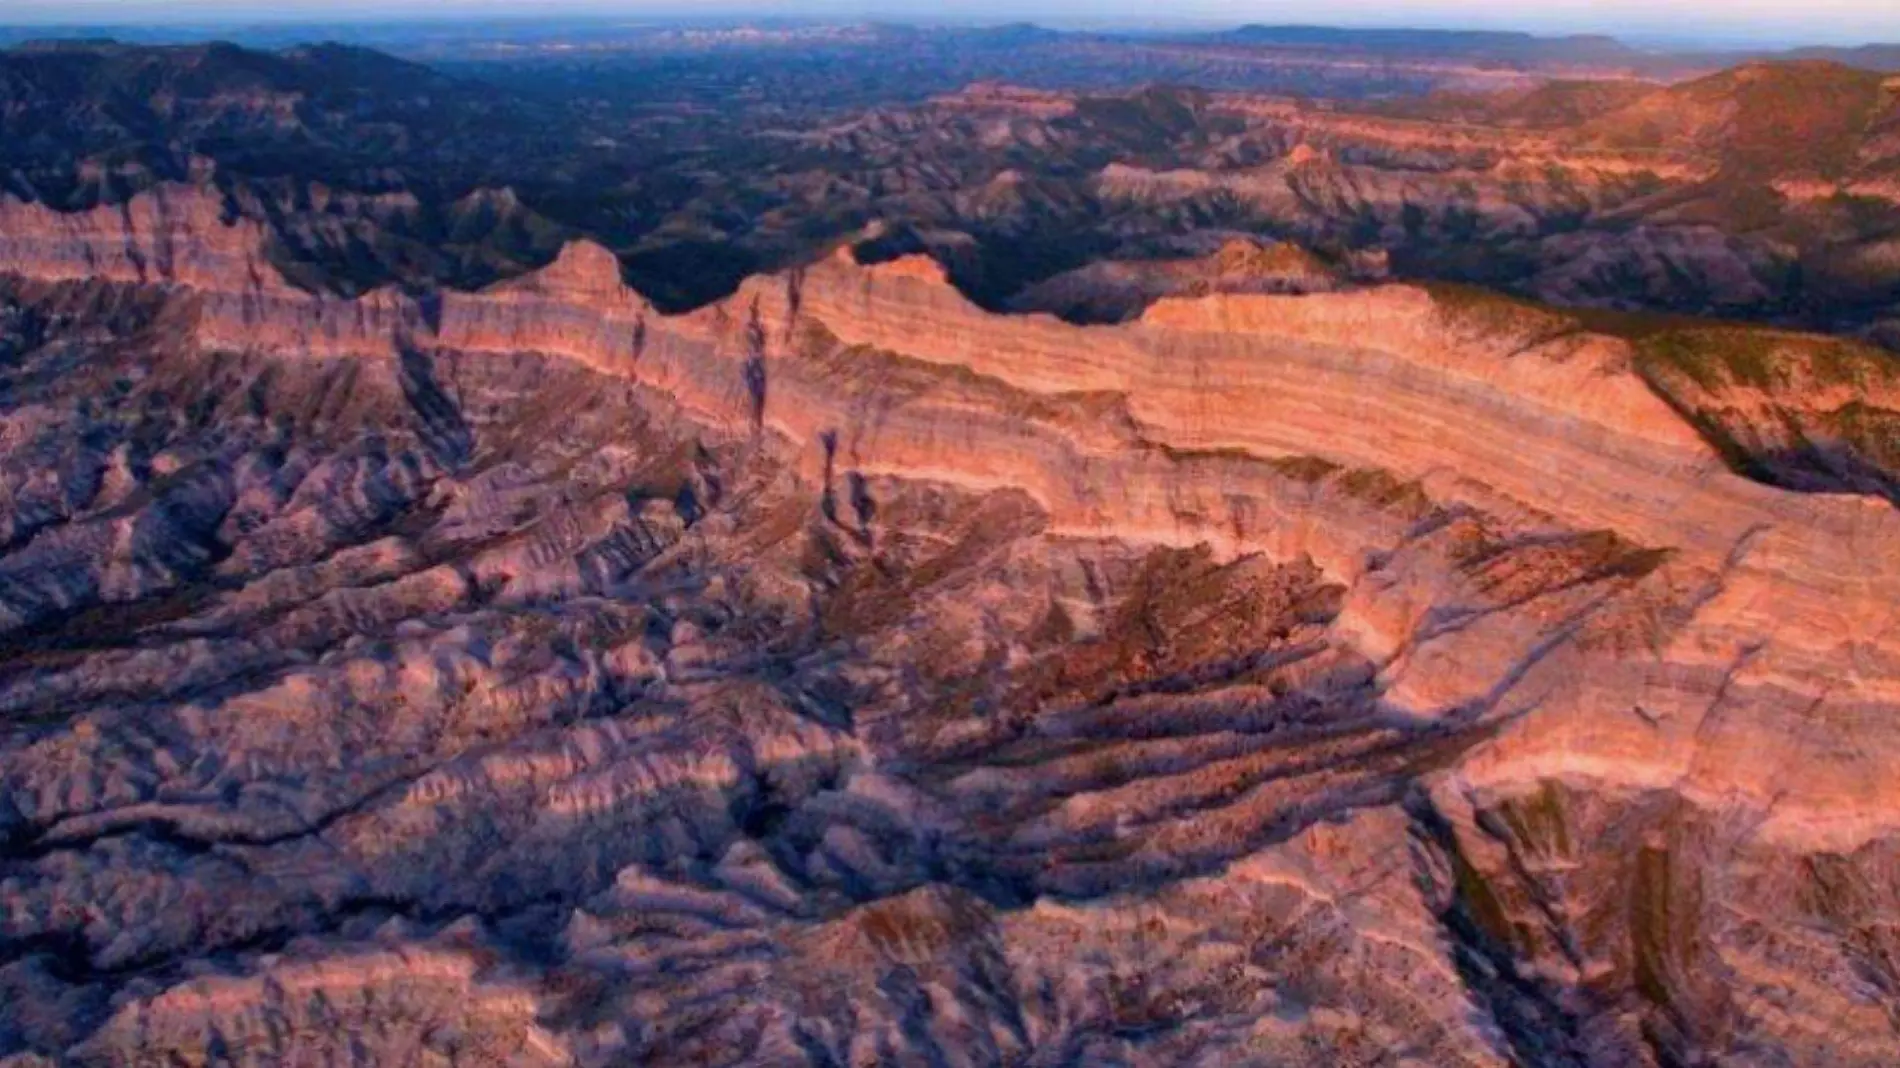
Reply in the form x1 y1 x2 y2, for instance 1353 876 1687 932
2 185 1898 1066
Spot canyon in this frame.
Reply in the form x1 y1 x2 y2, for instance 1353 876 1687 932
5 39 1900 340
1 178 1898 1066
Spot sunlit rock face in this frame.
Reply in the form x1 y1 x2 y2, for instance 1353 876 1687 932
1 188 1899 1068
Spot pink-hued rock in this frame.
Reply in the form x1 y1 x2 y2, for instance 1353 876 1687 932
3 187 1895 845
5 184 1900 1067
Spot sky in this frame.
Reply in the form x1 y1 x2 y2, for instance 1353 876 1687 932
2 0 1899 48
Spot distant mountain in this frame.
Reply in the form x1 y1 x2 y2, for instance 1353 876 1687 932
0 39 567 209
1579 60 1895 179
4 37 1899 337
1205 24 1648 68
1183 24 1900 79
1769 43 1900 72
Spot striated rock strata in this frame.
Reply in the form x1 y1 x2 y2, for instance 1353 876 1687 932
1 186 1899 1066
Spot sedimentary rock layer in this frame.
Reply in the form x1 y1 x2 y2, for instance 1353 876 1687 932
7 183 1899 839
2 185 1899 1066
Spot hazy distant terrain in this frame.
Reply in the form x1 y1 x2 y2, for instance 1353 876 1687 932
3 31 1898 334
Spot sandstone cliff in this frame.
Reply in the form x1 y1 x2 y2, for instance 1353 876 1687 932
2 186 1899 1067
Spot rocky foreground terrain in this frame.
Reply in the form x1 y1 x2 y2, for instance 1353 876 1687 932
0 170 1897 1068
3 23 1900 1068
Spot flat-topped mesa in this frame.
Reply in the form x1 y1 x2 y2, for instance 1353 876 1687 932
930 82 1079 118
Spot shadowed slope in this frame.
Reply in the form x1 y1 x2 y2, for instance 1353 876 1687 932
0 184 1898 1062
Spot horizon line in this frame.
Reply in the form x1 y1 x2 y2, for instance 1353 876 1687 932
0 12 1893 53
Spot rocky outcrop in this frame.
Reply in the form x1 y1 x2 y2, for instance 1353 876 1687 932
1633 326 1900 501
3 187 1900 1066
1008 237 1347 322
0 188 274 291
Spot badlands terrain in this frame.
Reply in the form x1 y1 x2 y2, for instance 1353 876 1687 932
0 25 1899 1068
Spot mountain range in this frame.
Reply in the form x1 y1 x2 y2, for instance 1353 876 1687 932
1 27 1898 1068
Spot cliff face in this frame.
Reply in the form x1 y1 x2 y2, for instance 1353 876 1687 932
0 188 275 291
714 242 1900 842
3 187 1900 1067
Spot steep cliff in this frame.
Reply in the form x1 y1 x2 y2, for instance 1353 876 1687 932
2 187 1899 1067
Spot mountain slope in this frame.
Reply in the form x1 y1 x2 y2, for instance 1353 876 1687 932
1581 61 1892 179
0 40 566 205
0 187 1897 1066
6 41 1900 343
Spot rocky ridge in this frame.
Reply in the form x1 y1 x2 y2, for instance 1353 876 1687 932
9 39 1900 343
1 185 1899 1065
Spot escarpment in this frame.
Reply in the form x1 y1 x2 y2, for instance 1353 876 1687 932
4 185 1900 1067
6 184 1899 830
